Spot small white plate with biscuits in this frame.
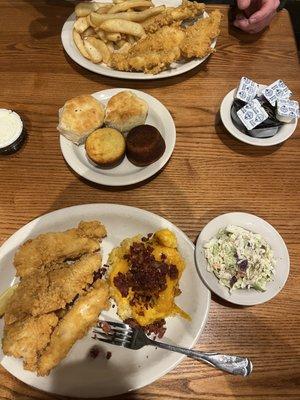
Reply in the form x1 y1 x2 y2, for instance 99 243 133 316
59 88 176 186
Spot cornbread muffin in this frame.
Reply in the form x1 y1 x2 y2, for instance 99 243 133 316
104 91 148 132
58 95 105 145
126 124 166 167
85 128 125 167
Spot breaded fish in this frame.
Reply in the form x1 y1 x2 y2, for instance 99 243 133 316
142 0 205 33
37 280 109 376
5 253 102 325
14 220 107 278
2 313 58 371
180 10 222 59
111 26 185 74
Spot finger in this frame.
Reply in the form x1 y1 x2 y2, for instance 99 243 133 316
236 0 251 10
250 12 276 32
233 17 251 30
249 0 279 24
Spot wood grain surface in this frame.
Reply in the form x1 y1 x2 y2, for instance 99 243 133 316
0 1 299 399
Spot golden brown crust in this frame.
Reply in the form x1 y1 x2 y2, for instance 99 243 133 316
180 10 222 59
58 95 105 144
104 91 148 132
85 127 126 167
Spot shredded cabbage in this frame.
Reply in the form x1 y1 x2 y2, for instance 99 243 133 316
204 225 275 292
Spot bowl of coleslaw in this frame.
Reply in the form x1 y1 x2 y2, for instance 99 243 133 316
195 212 290 306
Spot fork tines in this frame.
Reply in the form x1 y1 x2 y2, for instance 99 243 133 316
93 320 133 347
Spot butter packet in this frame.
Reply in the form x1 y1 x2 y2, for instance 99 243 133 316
262 80 292 106
237 99 268 131
235 77 259 103
276 99 299 123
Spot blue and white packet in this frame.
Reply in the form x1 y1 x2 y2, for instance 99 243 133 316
235 77 259 103
276 99 299 123
237 99 268 131
262 80 292 107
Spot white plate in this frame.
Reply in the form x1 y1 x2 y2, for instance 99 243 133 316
61 0 216 80
60 88 176 186
220 86 298 146
195 212 290 306
0 204 210 398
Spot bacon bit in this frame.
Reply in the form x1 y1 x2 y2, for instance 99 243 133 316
100 321 112 334
106 351 112 360
113 241 179 305
125 318 166 338
89 345 100 359
169 264 179 280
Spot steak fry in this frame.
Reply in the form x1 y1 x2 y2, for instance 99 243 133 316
38 280 109 376
14 220 107 278
5 253 102 325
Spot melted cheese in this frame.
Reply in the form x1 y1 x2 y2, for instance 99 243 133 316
109 230 189 326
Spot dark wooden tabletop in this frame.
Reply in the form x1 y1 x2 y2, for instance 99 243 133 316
0 1 299 399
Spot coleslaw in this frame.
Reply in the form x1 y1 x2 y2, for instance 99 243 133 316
204 225 275 292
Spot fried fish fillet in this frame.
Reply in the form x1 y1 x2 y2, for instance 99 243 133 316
142 0 205 33
5 253 102 325
37 280 109 376
2 313 58 371
14 220 107 278
180 10 222 59
111 26 185 74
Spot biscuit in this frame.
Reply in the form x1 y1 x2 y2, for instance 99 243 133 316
85 128 125 167
104 91 148 132
58 95 105 145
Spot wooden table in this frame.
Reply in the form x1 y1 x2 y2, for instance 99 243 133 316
0 1 299 399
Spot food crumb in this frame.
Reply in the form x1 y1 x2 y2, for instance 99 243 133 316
89 345 100 359
106 351 112 360
99 321 112 334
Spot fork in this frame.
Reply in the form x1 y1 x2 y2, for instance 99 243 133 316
93 321 253 376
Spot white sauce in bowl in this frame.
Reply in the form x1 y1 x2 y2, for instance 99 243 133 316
0 109 23 149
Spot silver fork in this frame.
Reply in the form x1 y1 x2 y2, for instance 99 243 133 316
93 321 253 376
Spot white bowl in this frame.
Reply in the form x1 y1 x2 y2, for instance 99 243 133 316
220 87 298 146
195 212 290 306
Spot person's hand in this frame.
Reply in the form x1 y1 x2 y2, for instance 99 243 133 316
234 0 280 34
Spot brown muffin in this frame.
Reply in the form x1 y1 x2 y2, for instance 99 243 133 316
85 128 125 167
126 125 166 167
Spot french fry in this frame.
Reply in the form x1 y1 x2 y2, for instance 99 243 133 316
0 285 18 317
90 6 165 25
96 5 113 14
75 2 102 17
127 34 136 44
74 16 90 34
82 26 97 38
73 29 91 59
106 42 116 52
109 0 151 14
105 32 122 41
85 37 111 64
96 29 108 42
84 37 103 63
100 19 146 38
115 39 127 48
114 42 132 53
